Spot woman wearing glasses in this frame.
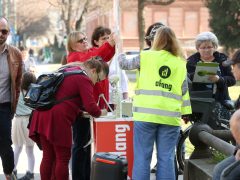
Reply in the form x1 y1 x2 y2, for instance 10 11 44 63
29 58 109 180
67 31 115 108
187 31 236 124
67 31 115 65
66 31 115 180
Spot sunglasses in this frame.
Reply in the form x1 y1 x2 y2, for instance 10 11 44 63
77 37 87 43
0 29 9 35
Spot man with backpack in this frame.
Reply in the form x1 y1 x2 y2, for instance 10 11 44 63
0 17 23 180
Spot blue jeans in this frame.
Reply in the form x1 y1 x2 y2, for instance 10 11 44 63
72 116 91 180
213 156 240 180
133 121 180 180
0 103 14 175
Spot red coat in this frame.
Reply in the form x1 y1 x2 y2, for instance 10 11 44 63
67 42 115 109
29 69 101 148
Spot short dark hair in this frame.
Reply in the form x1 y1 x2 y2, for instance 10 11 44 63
91 26 111 47
145 22 164 47
21 72 37 91
29 48 34 55
223 49 240 67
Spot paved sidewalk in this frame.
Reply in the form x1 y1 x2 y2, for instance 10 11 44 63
0 145 183 180
0 146 42 180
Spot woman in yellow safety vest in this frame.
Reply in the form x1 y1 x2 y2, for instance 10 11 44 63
119 26 192 180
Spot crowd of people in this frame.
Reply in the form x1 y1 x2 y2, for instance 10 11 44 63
0 15 240 180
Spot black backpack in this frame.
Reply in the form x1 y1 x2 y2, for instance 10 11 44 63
24 69 87 110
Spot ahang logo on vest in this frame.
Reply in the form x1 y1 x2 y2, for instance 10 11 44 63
155 66 172 91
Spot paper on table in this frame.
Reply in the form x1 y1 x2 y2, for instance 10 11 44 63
193 62 219 83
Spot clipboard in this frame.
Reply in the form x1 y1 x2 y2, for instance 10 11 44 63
193 62 219 83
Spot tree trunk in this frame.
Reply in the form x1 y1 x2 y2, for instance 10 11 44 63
67 0 72 33
75 0 89 30
137 0 175 49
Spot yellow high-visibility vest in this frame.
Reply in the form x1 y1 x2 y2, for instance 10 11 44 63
133 50 192 126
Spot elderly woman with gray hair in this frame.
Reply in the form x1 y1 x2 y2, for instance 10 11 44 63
187 31 236 123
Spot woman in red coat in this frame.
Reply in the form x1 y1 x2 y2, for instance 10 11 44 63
29 58 108 180
66 30 115 180
67 31 115 108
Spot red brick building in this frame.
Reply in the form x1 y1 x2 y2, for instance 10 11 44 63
86 0 210 53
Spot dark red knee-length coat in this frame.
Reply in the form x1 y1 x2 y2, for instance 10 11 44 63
29 67 101 148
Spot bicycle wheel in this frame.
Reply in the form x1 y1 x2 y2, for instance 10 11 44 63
176 126 193 171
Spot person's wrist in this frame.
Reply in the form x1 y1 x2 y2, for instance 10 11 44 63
108 39 115 47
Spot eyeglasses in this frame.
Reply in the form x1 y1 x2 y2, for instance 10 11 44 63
199 46 214 50
97 73 101 82
77 37 87 43
0 29 9 35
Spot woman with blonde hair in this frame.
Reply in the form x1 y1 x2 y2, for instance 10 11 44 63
119 26 192 180
29 58 109 180
66 30 115 180
151 26 183 57
67 31 115 64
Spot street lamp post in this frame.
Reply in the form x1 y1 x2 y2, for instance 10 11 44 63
113 0 122 118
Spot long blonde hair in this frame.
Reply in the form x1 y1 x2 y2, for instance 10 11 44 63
151 26 183 57
67 31 85 52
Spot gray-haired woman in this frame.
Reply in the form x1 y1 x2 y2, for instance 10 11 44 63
187 31 236 124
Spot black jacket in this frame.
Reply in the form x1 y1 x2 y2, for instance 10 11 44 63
187 51 236 103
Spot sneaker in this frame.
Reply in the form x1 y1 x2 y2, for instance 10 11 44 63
18 171 34 180
5 173 17 180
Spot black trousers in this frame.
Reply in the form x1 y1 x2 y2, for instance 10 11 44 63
72 116 91 180
0 103 14 175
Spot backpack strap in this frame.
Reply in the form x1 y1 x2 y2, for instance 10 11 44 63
63 69 87 76
54 69 87 105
